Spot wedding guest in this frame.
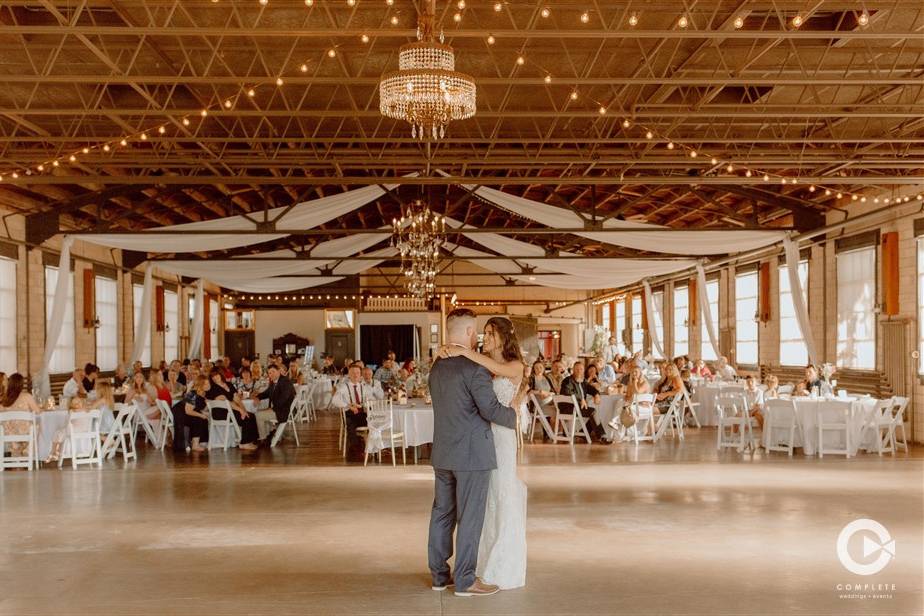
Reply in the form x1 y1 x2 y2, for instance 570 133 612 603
131 360 144 376
257 363 296 428
87 379 116 434
680 369 693 395
62 367 86 404
361 367 386 400
625 366 651 406
764 375 780 399
683 355 693 371
125 371 159 422
47 396 94 462
288 359 304 386
559 361 602 439
320 355 339 375
600 358 618 385
239 356 252 375
185 365 201 393
403 358 417 374
207 368 258 450
744 375 765 429
602 335 620 364
528 361 554 407
691 359 712 379
333 364 371 451
714 356 737 380
654 364 684 411
82 363 98 393
793 381 809 396
166 369 185 398
173 375 211 453
0 373 42 457
548 360 566 394
150 370 173 407
804 365 824 393
236 367 256 396
218 358 234 382
250 360 268 394
374 358 398 388
585 363 602 390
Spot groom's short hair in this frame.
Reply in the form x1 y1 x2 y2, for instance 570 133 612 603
446 308 476 338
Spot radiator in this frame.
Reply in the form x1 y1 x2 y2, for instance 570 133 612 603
880 319 909 396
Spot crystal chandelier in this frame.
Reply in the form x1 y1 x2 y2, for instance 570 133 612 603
391 200 446 298
379 0 476 140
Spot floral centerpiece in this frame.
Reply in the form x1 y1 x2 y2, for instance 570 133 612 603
588 325 609 356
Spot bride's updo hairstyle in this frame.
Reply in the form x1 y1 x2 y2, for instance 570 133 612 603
485 317 523 363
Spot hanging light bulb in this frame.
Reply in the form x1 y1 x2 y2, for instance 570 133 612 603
457 0 466 9
386 0 393 5
69 154 77 161
390 15 399 25
824 189 831 196
645 130 653 139
543 74 551 84
140 133 148 141
858 12 869 26
300 63 308 72
516 55 525 65
836 192 843 199
598 106 606 115
201 109 209 116
540 7 550 18
791 15 803 28
710 157 718 165
628 13 639 27
569 91 578 100
182 118 191 126
580 12 590 24
622 118 631 128
487 34 495 44
327 48 336 57
689 150 697 158
361 34 369 43
734 16 744 29
666 142 675 149
275 77 284 86
453 12 461 22
494 2 502 12
346 0 355 6
678 15 689 28
120 138 128 146
763 173 770 181
53 160 60 166
745 169 752 177
37 163 45 170
726 163 734 172
259 0 268 5
82 147 90 153
224 99 233 108
305 0 314 6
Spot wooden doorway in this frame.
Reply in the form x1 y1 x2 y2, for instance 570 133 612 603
325 330 354 369
225 330 255 367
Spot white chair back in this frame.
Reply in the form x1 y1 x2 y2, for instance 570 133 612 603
550 394 591 444
764 398 798 456
206 399 240 450
816 400 852 458
0 411 38 470
362 399 405 466
59 409 102 469
889 396 909 452
527 392 555 442
155 399 175 450
102 404 137 462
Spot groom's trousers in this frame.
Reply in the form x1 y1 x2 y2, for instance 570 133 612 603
428 468 491 591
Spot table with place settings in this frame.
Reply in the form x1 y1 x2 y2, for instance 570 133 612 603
691 383 746 427
391 402 434 447
762 396 880 456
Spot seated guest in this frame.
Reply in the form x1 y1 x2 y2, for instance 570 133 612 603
680 369 693 395
150 370 173 407
320 355 339 375
82 363 98 393
528 360 554 407
235 367 256 396
585 363 602 391
691 359 712 379
714 356 737 381
558 361 602 439
288 359 305 386
131 360 144 376
185 366 201 393
167 360 187 386
764 374 780 399
403 358 417 374
744 375 765 429
655 364 684 411
239 356 252 376
804 365 825 393
683 355 693 371
207 368 258 450
250 360 268 394
600 359 618 385
361 367 386 400
0 373 42 458
257 363 296 428
166 369 185 398
219 357 234 382
548 360 566 394
125 371 159 422
794 380 809 396
333 364 374 457
625 366 651 406
62 367 86 404
630 352 649 373
47 396 95 462
373 358 398 389
87 379 116 434
173 375 211 452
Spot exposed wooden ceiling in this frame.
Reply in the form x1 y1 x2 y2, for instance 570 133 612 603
0 0 921 264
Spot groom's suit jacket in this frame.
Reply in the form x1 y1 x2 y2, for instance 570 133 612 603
428 355 518 472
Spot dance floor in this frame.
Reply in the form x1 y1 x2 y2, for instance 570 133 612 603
1 416 921 615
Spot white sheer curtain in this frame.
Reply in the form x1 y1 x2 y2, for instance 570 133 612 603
130 265 154 365
187 280 204 360
783 236 818 366
695 264 721 360
35 236 74 399
642 280 665 359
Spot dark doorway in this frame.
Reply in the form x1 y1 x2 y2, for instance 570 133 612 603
225 330 255 367
359 325 414 367
325 330 355 369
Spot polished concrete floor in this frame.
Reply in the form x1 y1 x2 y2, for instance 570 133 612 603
1 414 922 615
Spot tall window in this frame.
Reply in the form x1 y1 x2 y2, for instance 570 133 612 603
735 271 759 365
651 290 665 359
0 257 16 373
601 300 611 332
209 298 219 359
614 299 626 353
132 284 151 366
918 238 924 374
779 261 809 366
95 276 118 371
631 295 643 353
700 279 719 361
673 286 688 357
837 246 876 369
45 265 75 373
164 289 179 362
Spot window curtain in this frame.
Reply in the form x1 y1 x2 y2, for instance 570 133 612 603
35 236 74 399
130 265 154 365
783 236 818 366
187 280 205 360
642 280 665 359
695 264 721 360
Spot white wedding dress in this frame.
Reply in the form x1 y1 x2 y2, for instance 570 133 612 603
476 376 527 589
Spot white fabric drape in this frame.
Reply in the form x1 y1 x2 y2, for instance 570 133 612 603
451 178 784 255
79 181 408 253
642 280 665 359
35 236 74 399
187 280 205 360
129 265 154 365
783 236 818 366
210 276 345 293
695 264 721 360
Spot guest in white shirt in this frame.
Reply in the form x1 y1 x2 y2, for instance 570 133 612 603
631 352 649 373
361 367 386 400
62 367 86 405
714 356 737 381
334 365 378 457
602 336 620 364
743 375 765 429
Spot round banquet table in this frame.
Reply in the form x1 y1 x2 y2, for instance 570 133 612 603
691 383 745 426
312 377 334 410
391 403 434 448
594 394 625 439
762 396 880 456
36 410 68 460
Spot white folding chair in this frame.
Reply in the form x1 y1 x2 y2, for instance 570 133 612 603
629 393 656 444
889 396 909 453
551 394 591 444
155 399 175 451
527 393 556 442
58 409 102 469
101 404 137 462
861 398 895 457
817 402 852 458
778 384 794 396
763 398 798 456
363 399 406 466
0 411 38 470
681 387 701 428
338 406 349 456
715 393 755 452
270 399 301 448
296 383 316 423
133 401 161 447
206 399 240 450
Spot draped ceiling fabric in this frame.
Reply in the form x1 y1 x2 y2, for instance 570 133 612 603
79 179 411 253
695 263 721 359
783 236 819 366
129 264 154 364
642 280 665 359
187 280 205 360
35 235 74 399
453 179 785 256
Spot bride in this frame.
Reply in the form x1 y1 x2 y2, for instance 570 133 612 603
440 316 527 590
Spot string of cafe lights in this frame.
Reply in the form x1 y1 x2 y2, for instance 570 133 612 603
2 1 916 209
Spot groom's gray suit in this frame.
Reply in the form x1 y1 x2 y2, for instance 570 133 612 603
427 355 518 591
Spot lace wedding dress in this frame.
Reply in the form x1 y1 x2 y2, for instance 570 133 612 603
476 376 527 589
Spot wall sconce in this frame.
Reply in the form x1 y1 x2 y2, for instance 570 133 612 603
91 317 101 330
164 323 171 333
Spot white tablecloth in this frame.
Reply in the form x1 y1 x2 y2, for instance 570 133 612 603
35 410 68 459
312 377 334 409
594 395 625 439
763 396 880 456
692 383 746 426
392 403 434 447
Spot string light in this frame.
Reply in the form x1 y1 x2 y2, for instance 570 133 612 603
645 130 653 139
346 0 355 6
453 12 462 23
666 142 674 149
305 0 313 5
327 48 337 58
734 16 744 29
689 150 697 158
540 7 550 18
259 0 268 5
726 163 734 172
300 63 308 72
710 157 718 165
486 34 495 44
543 74 551 84
622 118 631 129
792 15 803 28
516 55 525 65
457 0 466 8
580 12 590 24
275 77 284 86
569 91 578 100
858 12 869 26
361 34 369 43
678 15 689 28
390 15 399 25
628 13 639 27
598 106 606 115
157 126 166 134
494 2 502 12
182 118 191 126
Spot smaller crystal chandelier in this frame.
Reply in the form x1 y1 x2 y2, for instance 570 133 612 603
379 0 476 139
391 200 446 298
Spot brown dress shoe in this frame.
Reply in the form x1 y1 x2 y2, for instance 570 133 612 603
454 578 500 597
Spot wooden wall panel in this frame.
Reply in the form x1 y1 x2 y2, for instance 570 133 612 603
881 232 899 316
759 262 771 322
82 268 95 328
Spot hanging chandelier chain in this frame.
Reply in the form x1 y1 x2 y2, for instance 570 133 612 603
391 199 446 298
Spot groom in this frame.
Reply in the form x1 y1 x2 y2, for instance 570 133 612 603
427 308 519 597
